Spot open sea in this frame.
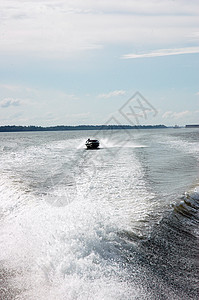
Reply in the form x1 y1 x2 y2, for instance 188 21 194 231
0 128 198 300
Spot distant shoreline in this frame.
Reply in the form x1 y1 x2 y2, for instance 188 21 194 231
0 124 198 132
0 124 167 132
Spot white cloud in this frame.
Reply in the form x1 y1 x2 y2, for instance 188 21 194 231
173 110 191 119
0 0 198 57
122 47 199 59
18 0 199 16
98 90 126 98
0 83 86 125
0 84 21 91
0 84 78 103
162 110 191 119
0 97 22 108
0 84 41 95
162 111 173 119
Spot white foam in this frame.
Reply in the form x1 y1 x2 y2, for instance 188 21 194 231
2 130 196 299
0 177 147 299
0 152 155 300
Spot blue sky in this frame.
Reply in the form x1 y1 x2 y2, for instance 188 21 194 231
0 0 199 126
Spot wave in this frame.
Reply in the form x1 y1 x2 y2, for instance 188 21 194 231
0 168 198 299
133 186 199 299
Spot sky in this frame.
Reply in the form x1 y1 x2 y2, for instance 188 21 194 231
0 0 199 126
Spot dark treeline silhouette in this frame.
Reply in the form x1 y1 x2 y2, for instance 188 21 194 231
185 124 199 128
0 124 167 132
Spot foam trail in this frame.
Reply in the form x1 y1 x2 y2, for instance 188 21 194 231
0 128 198 299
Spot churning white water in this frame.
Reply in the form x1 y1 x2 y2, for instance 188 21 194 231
0 128 199 299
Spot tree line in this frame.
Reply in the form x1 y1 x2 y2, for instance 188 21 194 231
0 124 167 132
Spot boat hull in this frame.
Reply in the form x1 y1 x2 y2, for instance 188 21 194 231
85 139 100 149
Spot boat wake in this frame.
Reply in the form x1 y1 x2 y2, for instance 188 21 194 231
0 177 198 300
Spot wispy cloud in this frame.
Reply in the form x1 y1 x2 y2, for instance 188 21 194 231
162 111 173 119
0 97 22 108
1 1 198 58
162 110 191 119
98 90 126 98
172 110 191 119
0 84 21 91
122 47 199 59
0 84 40 95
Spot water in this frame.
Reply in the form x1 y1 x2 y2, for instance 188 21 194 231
0 128 198 300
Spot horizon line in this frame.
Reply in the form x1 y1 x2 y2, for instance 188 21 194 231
0 124 198 133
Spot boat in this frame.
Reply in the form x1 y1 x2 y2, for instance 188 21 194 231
85 139 100 149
